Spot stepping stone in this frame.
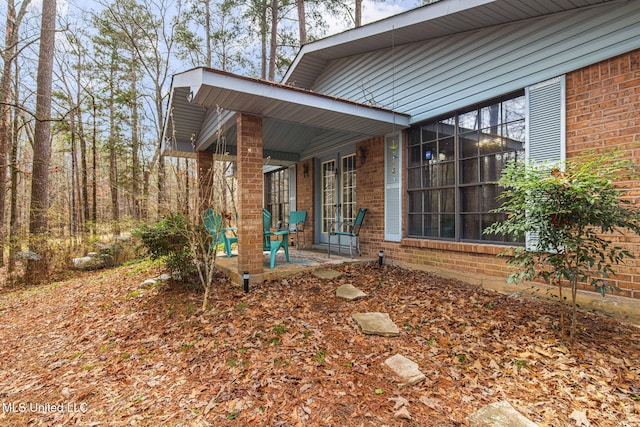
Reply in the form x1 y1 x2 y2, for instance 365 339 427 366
468 401 538 427
336 284 367 301
384 354 426 388
352 312 400 337
313 269 342 280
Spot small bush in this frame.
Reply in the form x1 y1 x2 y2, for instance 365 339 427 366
137 214 196 280
485 150 640 341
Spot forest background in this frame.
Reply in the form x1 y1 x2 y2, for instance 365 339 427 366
0 0 433 281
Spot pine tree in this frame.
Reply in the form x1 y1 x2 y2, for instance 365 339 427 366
26 0 57 282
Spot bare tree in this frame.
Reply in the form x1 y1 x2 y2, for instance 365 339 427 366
101 0 181 218
8 76 32 272
0 0 32 267
54 27 94 238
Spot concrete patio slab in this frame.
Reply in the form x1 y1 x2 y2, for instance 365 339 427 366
352 312 400 337
214 247 375 285
336 283 367 301
468 401 538 427
384 354 426 388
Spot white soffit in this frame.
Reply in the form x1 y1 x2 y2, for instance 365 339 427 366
181 68 409 138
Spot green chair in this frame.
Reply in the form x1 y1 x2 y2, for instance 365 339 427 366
263 209 289 268
287 210 307 249
328 208 367 258
201 209 237 257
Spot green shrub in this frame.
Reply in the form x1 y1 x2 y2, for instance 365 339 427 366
137 214 196 279
485 150 640 341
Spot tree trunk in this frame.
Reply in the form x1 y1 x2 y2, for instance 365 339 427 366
26 0 57 282
0 2 15 267
205 0 212 67
297 0 306 45
268 0 278 81
155 73 166 219
0 0 31 266
260 0 267 79
131 58 140 220
70 114 79 236
8 109 20 272
8 73 27 273
143 168 149 218
185 158 190 218
355 0 362 27
78 117 89 235
175 159 182 214
157 156 165 218
91 95 97 236
108 66 120 236
109 142 120 235
76 76 89 236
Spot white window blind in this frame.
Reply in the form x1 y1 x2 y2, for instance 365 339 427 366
525 76 566 249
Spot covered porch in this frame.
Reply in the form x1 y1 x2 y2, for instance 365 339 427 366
215 246 376 284
162 67 409 285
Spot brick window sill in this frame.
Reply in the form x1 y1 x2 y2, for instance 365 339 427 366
401 238 516 256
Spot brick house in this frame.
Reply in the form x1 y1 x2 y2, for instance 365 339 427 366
162 0 640 298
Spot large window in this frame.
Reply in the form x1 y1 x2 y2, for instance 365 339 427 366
265 168 289 228
408 92 526 243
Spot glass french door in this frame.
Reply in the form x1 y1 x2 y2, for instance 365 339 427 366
319 153 357 244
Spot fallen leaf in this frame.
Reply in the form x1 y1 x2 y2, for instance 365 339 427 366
204 397 216 415
389 396 410 410
419 396 443 411
394 406 412 420
569 409 591 426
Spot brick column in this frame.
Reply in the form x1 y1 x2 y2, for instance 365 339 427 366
236 113 264 283
196 150 214 212
296 159 315 245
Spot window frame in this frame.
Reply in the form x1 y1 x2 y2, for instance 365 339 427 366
407 91 526 244
264 167 290 229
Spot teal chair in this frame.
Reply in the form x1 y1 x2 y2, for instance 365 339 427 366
263 209 289 268
328 208 367 258
287 210 307 249
201 209 237 257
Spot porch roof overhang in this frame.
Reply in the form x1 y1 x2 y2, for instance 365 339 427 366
162 68 410 164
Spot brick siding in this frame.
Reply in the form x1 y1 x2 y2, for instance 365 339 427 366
565 48 640 298
295 159 314 246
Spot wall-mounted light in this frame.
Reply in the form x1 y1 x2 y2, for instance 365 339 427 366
302 162 309 178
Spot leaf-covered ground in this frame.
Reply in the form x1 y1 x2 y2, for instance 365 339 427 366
0 261 639 426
